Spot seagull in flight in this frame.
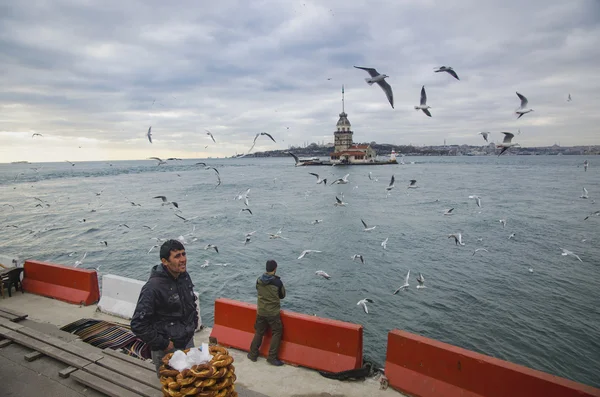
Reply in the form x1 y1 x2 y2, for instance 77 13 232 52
584 210 600 220
497 132 520 156
515 92 534 119
240 208 253 215
448 233 465 246
381 238 388 250
249 132 276 152
149 157 167 166
479 132 490 143
444 208 454 216
580 188 589 199
32 133 43 138
205 129 216 143
416 273 426 289
154 196 179 208
368 172 378 182
309 173 327 185
353 66 394 109
434 66 459 80
205 167 221 187
352 254 365 264
468 195 482 207
147 127 152 143
583 160 588 172
408 179 418 189
204 244 219 253
331 174 350 185
284 151 301 166
298 250 322 259
65 160 75 166
311 219 323 224
315 270 331 280
361 219 376 231
499 219 506 228
561 248 582 262
74 252 87 268
175 213 199 222
567 93 572 102
334 196 347 206
386 175 395 191
393 270 410 294
357 298 374 314
415 86 432 117
473 248 489 256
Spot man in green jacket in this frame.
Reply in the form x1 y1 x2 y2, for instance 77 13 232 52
247 259 286 366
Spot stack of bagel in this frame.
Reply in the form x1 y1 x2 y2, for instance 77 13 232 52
159 345 237 397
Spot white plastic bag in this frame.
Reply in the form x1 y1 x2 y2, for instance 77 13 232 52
168 350 189 372
186 343 211 366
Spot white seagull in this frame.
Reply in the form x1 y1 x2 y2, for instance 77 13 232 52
352 254 365 264
415 86 432 117
499 219 506 228
149 157 167 166
448 233 465 246
561 248 582 262
298 250 322 260
204 244 219 253
472 248 489 256
515 92 534 119
416 273 426 289
386 175 395 191
567 93 572 102
74 252 87 268
361 219 376 231
580 188 588 199
583 160 588 172
331 174 350 185
479 132 490 143
334 196 347 206
147 126 152 143
309 173 327 185
154 195 179 208
497 132 520 156
444 208 454 216
205 129 216 143
354 66 394 109
468 195 482 208
393 270 410 294
315 270 331 280
408 179 418 189
434 66 459 80
381 238 388 250
357 298 374 314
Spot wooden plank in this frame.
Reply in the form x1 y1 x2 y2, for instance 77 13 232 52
24 350 45 362
83 363 162 397
58 366 78 379
0 316 24 330
0 328 91 369
17 325 104 362
71 370 144 397
0 339 13 348
0 311 17 321
0 307 28 321
102 348 156 372
95 356 161 390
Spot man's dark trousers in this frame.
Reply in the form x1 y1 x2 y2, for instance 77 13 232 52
248 314 283 360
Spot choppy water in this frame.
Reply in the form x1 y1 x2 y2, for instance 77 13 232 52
1 156 599 387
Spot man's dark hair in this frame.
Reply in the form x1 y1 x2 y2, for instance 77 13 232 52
266 259 278 272
160 239 185 261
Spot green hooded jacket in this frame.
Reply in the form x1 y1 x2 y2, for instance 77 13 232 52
256 273 286 316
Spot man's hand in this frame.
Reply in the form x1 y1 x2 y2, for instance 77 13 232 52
165 341 174 351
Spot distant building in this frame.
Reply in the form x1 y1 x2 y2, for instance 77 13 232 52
329 87 376 164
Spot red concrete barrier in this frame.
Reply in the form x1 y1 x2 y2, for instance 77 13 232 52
22 260 100 306
385 329 600 397
210 298 363 373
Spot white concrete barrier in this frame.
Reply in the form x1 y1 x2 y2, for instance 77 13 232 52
98 274 202 330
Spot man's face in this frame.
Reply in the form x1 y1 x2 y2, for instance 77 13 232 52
162 249 187 275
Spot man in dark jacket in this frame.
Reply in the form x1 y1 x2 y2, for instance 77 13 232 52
131 239 199 377
247 259 286 366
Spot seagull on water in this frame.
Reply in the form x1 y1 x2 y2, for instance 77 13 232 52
561 248 582 262
334 196 347 206
381 238 388 250
473 248 489 256
448 233 465 246
393 270 410 294
154 196 179 208
580 188 589 199
497 132 520 156
352 254 365 264
415 86 432 117
416 273 426 289
309 173 327 185
205 129 216 143
315 270 331 280
298 250 322 259
357 298 374 314
361 219 376 231
515 92 534 119
354 66 394 108
147 127 152 143
434 66 459 80
479 132 490 143
204 244 219 253
469 195 482 208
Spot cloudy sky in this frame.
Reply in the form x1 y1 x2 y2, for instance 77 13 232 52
1 0 598 162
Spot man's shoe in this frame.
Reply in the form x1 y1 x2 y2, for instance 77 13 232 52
246 353 257 362
267 358 284 366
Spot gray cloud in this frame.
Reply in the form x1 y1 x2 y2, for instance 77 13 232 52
1 0 598 161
